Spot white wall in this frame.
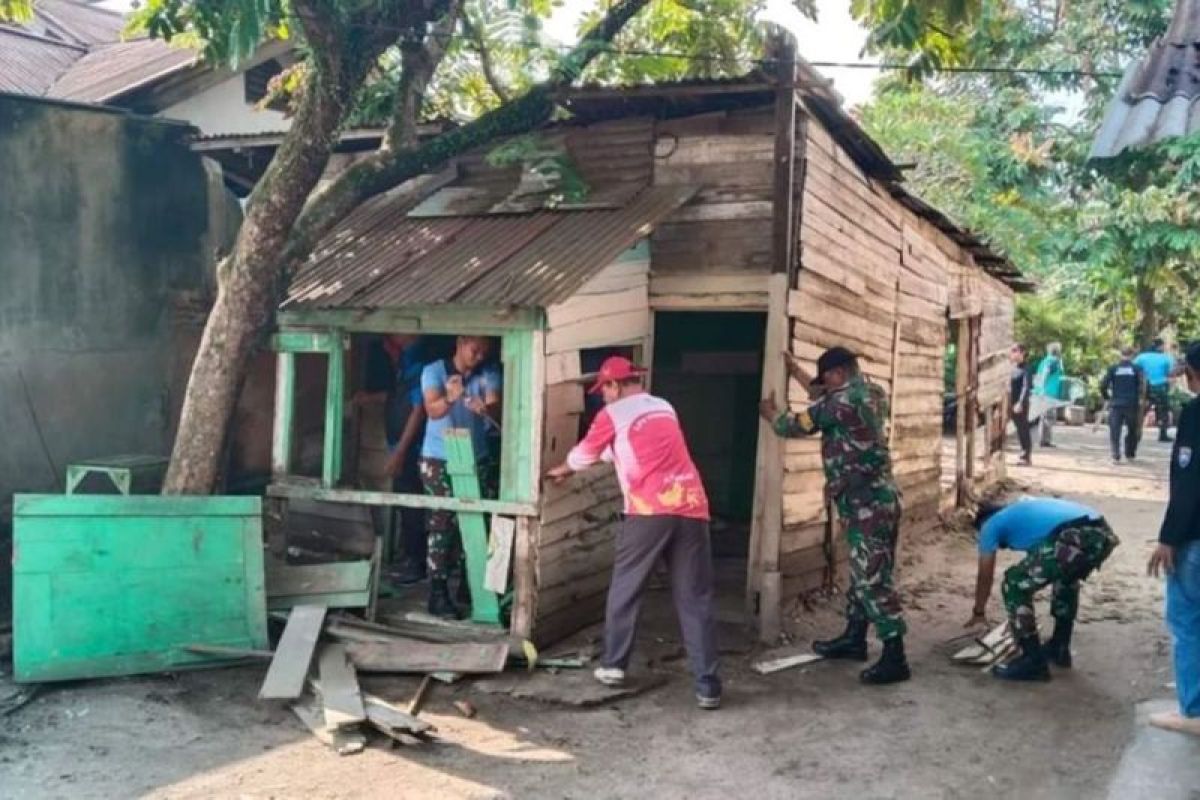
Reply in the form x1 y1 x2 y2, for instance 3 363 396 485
163 75 289 137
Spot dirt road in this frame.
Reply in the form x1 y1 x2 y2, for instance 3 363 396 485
0 427 1185 799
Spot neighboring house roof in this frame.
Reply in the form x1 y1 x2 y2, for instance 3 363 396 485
46 38 197 103
0 0 199 104
0 28 85 95
1091 0 1200 158
285 185 697 311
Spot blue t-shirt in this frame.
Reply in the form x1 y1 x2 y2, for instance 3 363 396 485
979 498 1102 554
1134 351 1175 387
420 359 502 461
1035 355 1064 399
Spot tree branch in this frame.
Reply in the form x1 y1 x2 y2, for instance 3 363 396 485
383 0 462 153
463 11 512 104
281 0 650 277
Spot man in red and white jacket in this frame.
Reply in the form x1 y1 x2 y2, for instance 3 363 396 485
546 356 721 709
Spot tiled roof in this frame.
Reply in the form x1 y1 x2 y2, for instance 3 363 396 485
1091 0 1200 157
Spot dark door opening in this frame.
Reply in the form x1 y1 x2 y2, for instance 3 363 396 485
652 311 766 565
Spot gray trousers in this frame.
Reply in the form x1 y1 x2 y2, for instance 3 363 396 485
603 515 720 692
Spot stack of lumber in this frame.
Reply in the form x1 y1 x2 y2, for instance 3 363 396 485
254 605 513 755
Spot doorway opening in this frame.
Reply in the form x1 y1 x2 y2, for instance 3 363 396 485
651 311 767 602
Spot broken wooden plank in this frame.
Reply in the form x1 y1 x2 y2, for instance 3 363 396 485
484 516 515 594
185 644 274 660
259 605 327 700
344 638 509 675
317 643 366 729
752 652 825 675
363 693 434 735
408 675 434 716
291 700 365 756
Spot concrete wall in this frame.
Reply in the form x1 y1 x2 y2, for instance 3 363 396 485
0 94 221 503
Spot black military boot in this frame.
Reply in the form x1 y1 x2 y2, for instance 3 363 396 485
813 618 869 661
860 636 911 685
993 634 1051 681
1042 620 1074 668
427 579 460 619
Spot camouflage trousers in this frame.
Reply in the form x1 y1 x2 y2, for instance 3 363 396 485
1002 519 1120 639
419 456 499 581
839 488 907 641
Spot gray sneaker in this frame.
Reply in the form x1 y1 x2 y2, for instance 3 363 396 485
593 667 625 686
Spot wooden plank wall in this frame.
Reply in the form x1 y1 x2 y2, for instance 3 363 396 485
782 115 904 597
529 254 652 646
651 109 776 275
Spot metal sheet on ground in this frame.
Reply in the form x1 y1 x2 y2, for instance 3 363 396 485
259 605 327 699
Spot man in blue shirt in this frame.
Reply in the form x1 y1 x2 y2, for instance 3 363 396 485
1033 343 1065 447
1135 339 1182 442
966 497 1120 681
419 336 502 618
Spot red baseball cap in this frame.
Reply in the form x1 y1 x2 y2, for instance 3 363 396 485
587 356 646 394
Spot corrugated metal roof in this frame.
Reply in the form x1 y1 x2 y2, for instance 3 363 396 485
46 38 197 103
0 28 84 95
1091 0 1200 157
33 0 126 46
285 185 696 311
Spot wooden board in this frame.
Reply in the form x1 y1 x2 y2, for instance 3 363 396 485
12 494 267 683
344 638 509 674
363 693 434 736
259 604 327 700
291 701 366 756
316 643 366 729
266 558 372 610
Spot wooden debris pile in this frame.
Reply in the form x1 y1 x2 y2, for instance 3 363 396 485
252 604 519 755
950 622 1016 670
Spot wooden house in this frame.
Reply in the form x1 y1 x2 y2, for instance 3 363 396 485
265 66 1027 646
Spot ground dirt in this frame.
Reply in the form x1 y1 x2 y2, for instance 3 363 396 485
0 427 1188 799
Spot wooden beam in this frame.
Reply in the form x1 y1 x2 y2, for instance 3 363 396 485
747 273 789 642
316 643 366 729
770 32 798 278
265 480 537 517
277 306 542 335
445 431 503 627
322 333 346 488
271 351 295 477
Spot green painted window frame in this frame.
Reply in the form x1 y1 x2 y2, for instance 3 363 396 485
270 307 540 513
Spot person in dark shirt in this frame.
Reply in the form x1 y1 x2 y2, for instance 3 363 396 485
1100 346 1146 464
1009 344 1033 465
358 334 428 584
1148 342 1200 736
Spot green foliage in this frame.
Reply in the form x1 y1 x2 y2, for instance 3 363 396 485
862 0 1199 353
485 134 590 204
850 0 981 77
1015 294 1111 386
131 0 291 66
0 0 32 23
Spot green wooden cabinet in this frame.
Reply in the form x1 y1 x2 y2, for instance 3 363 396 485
12 494 268 683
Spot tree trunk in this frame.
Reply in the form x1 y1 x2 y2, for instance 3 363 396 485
1135 275 1159 347
163 70 356 494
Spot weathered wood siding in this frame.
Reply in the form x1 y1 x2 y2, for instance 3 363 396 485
529 252 652 646
651 109 776 276
782 116 903 595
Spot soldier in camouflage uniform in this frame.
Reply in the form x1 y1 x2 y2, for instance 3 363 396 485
759 346 911 685
967 497 1119 681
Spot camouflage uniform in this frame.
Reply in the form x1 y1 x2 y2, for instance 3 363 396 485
774 375 906 640
1002 519 1120 638
420 456 500 580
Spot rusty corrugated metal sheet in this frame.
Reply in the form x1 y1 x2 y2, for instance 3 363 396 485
284 185 695 311
46 38 197 103
34 0 126 46
1091 0 1200 157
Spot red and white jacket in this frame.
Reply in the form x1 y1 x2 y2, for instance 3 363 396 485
567 392 709 520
